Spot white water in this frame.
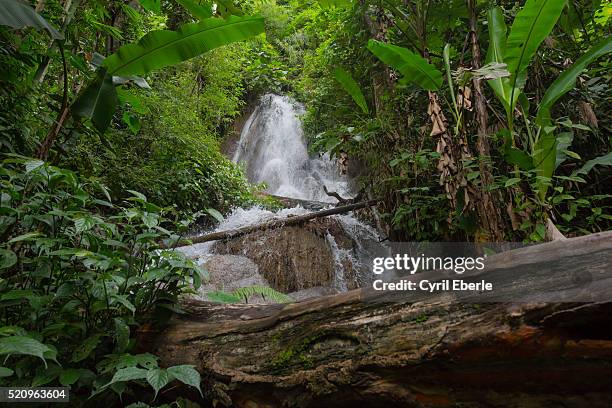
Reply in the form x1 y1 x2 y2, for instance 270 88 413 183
234 94 353 202
182 94 385 292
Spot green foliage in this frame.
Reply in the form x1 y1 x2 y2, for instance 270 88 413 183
74 15 264 133
103 16 265 77
64 60 260 215
0 158 205 403
333 67 369 114
504 0 566 94
71 69 118 133
536 37 612 126
367 39 442 91
572 152 612 176
0 0 63 39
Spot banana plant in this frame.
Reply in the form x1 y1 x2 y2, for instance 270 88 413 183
531 37 612 199
486 1 612 200
0 0 63 40
72 14 265 133
485 1 566 128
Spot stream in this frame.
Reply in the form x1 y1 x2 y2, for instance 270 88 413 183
180 94 386 300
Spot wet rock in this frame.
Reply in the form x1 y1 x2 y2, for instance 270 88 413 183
198 254 271 304
213 218 360 293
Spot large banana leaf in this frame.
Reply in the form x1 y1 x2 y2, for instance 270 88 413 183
504 0 566 103
103 15 264 76
334 67 369 114
71 69 118 133
485 7 513 113
367 40 442 91
0 0 63 40
536 37 612 126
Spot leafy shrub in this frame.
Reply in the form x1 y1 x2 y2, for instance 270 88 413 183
0 157 205 404
62 65 260 216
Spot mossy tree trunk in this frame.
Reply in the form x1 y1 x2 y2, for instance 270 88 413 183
142 232 612 407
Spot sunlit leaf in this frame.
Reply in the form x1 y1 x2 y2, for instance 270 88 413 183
103 16 264 76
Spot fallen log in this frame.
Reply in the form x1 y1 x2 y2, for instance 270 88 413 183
174 199 379 248
142 231 612 407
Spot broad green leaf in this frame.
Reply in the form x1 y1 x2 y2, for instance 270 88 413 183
572 152 612 176
71 69 119 133
536 37 612 126
532 131 557 200
127 189 147 202
111 294 136 314
74 215 97 233
367 40 442 91
0 367 14 377
333 67 369 114
122 112 141 135
504 0 566 105
141 212 159 228
177 0 213 19
0 249 17 269
167 365 202 396
71 334 101 362
59 368 82 386
103 15 264 76
0 0 63 39
205 208 224 223
504 146 534 171
146 368 170 398
0 336 55 367
138 0 160 13
485 7 521 114
1 289 33 301
106 367 148 387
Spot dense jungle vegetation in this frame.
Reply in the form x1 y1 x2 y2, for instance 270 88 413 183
0 0 610 406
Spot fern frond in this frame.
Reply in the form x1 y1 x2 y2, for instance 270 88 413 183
232 286 293 304
205 285 293 304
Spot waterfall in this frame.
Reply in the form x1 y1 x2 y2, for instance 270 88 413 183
181 94 386 296
233 94 353 202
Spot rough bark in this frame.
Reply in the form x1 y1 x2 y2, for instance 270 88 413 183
467 0 506 242
143 232 612 407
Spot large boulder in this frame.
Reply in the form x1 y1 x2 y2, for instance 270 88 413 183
213 218 360 293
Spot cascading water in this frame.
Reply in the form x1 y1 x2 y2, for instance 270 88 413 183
233 94 353 202
181 94 385 296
